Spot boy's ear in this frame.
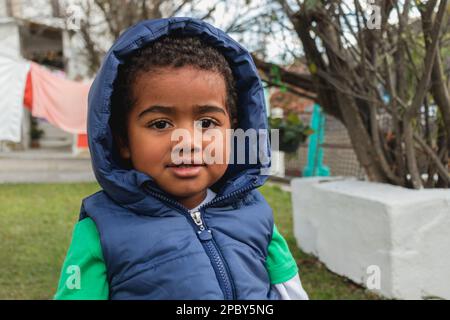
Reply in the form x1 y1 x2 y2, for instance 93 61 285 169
115 135 131 159
120 144 131 160
232 117 238 129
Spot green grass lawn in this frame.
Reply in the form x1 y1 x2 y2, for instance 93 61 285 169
0 182 380 299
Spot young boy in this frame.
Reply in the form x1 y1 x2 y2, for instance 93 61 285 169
55 17 308 300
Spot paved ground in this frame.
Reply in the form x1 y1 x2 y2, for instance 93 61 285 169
0 148 295 189
0 149 95 184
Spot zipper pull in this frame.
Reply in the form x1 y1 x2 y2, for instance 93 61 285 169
190 211 205 231
190 210 213 241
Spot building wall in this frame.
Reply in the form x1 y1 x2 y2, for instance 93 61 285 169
2 0 53 19
0 0 75 150
0 0 7 16
0 19 21 58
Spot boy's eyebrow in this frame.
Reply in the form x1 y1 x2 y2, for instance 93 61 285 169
193 105 227 116
138 104 227 119
138 105 175 118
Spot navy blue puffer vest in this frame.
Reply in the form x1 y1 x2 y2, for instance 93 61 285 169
82 17 279 300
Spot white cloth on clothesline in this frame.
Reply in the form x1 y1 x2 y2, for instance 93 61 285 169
0 53 30 142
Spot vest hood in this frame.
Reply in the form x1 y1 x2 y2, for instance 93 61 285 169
87 17 271 214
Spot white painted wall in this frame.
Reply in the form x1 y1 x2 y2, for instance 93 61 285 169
291 177 450 300
0 0 7 16
0 19 21 58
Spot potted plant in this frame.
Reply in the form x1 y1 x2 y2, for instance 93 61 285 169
268 112 313 153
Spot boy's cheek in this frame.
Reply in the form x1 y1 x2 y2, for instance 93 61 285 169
131 153 166 174
128 138 171 171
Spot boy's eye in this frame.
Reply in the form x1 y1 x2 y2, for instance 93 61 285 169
148 120 172 130
196 119 218 129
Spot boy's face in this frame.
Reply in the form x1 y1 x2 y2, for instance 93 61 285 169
120 66 232 209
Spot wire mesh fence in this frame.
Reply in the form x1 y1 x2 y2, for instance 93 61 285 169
284 112 366 179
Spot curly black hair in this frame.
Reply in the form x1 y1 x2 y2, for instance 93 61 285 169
109 35 238 150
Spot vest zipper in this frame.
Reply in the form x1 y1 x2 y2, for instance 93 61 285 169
144 177 258 300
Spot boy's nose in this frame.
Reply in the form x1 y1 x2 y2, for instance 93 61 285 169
172 144 202 155
170 125 204 163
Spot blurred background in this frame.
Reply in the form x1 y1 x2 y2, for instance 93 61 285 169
0 0 449 300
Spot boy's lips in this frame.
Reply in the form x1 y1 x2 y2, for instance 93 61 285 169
166 163 206 178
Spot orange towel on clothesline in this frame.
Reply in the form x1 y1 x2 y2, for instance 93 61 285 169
30 62 91 134
23 71 32 111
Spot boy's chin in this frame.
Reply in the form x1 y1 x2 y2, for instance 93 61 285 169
169 188 205 199
159 183 208 199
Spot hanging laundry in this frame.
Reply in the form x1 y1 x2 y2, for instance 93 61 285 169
0 54 30 142
23 71 33 111
77 133 88 149
30 62 90 134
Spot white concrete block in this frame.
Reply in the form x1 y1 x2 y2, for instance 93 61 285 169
291 177 450 299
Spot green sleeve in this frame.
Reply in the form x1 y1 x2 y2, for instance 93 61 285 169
54 218 109 300
266 224 299 284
